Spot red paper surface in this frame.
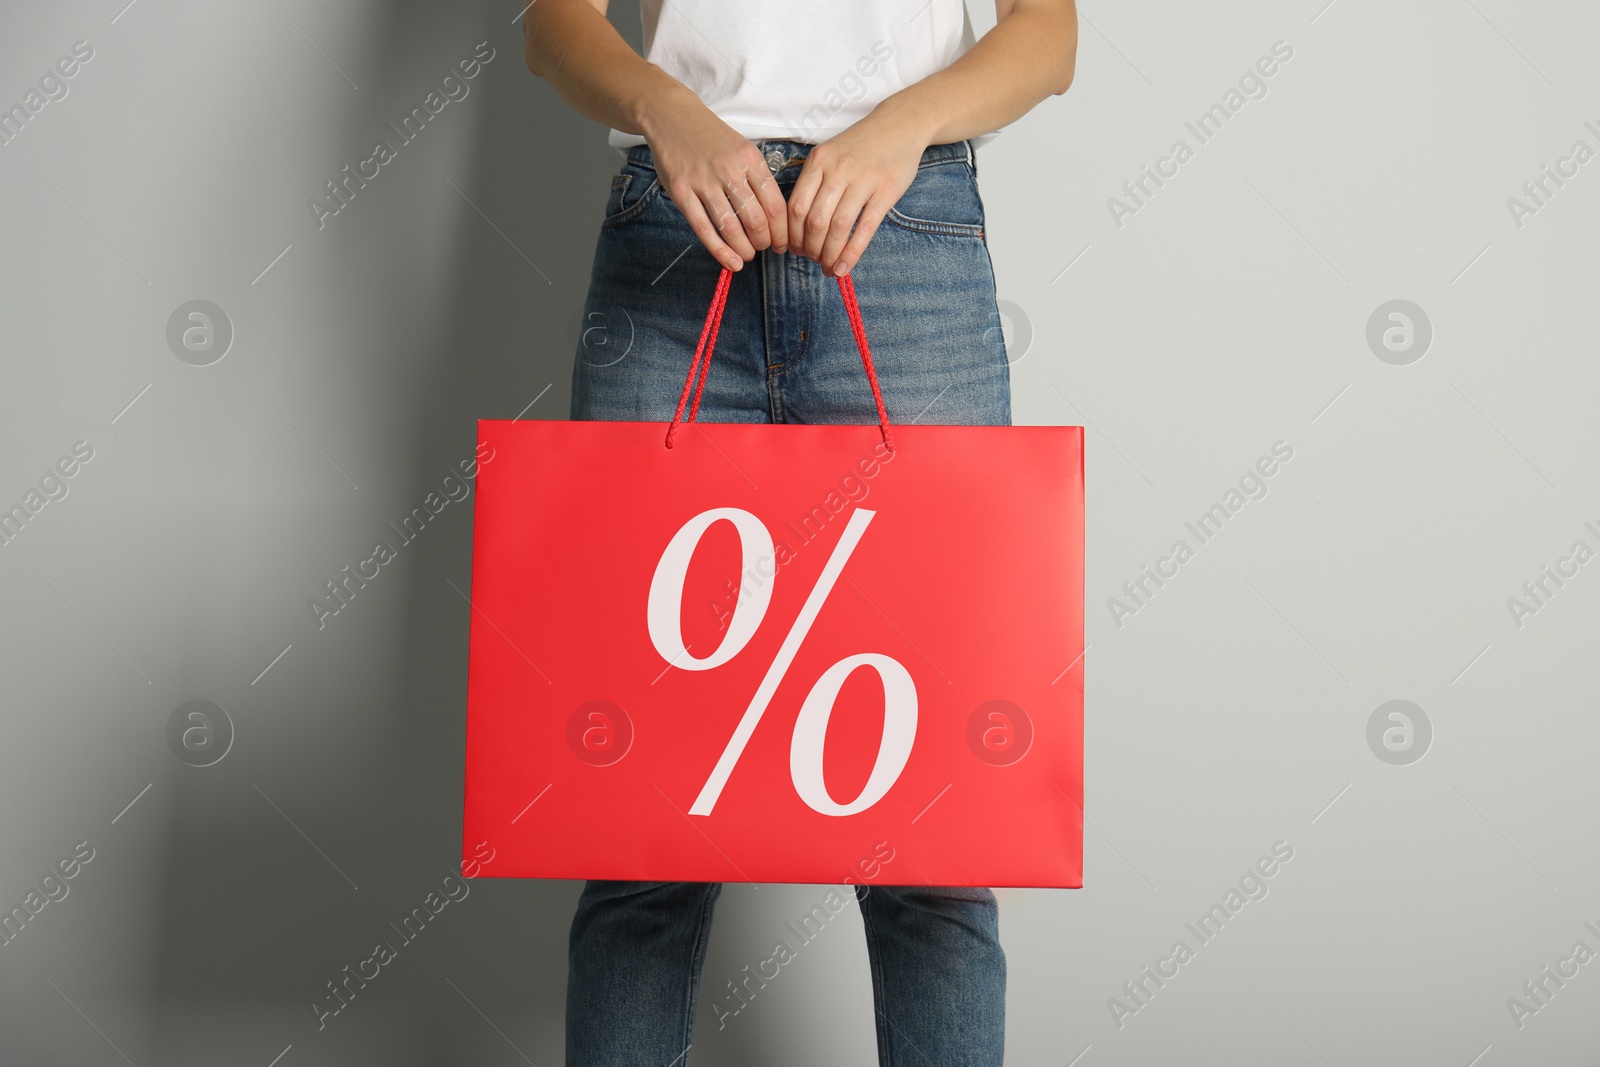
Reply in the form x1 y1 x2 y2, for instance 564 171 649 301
462 419 1083 888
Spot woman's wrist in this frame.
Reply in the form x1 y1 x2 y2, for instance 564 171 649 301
863 88 944 151
632 78 702 142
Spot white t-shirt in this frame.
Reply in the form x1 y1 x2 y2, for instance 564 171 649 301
609 0 997 151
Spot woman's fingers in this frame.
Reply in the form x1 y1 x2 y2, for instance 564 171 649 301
819 183 869 275
833 196 890 276
702 186 757 264
748 167 790 254
676 167 792 271
786 126 924 272
672 182 745 272
799 179 843 263
786 159 822 255
672 138 904 272
726 172 773 253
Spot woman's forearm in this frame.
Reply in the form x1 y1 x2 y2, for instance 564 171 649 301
524 0 697 138
870 0 1077 147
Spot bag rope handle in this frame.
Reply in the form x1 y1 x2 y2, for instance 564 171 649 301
664 267 895 452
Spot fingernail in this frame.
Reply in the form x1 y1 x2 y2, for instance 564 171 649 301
775 245 788 255
837 260 852 275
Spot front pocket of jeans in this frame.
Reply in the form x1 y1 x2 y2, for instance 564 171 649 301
603 174 631 217
601 171 662 229
883 160 986 238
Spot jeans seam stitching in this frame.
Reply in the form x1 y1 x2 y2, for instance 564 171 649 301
860 888 894 1067
600 177 661 229
682 883 718 1060
767 265 812 375
883 208 985 238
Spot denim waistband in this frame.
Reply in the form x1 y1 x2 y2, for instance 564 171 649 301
624 138 975 176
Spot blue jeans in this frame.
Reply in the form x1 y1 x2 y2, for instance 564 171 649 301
566 138 1009 1067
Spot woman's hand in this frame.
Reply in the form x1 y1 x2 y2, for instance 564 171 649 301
787 113 928 277
641 85 789 272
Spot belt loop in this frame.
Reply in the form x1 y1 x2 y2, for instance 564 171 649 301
964 138 976 178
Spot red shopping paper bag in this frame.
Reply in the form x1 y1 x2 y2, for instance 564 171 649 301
462 270 1083 887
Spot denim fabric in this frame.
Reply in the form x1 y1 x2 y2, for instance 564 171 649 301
565 138 1009 1067
571 138 1011 428
566 881 1004 1067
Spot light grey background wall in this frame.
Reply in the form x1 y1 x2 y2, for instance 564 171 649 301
1 1 1595 1065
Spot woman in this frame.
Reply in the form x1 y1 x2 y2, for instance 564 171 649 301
523 2 1076 1063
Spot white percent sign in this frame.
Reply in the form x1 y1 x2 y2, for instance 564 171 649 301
647 507 917 817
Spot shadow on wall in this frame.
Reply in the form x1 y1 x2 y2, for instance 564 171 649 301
146 2 677 1063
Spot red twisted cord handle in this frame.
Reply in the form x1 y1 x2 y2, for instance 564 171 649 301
664 268 896 452
834 272 896 451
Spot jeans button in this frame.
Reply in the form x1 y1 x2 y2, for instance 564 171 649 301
763 148 784 174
